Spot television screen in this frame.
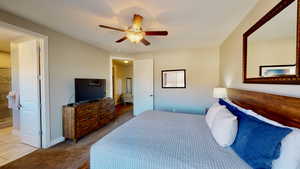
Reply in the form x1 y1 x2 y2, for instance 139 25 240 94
75 78 106 103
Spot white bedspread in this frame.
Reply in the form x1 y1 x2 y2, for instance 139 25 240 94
90 111 251 169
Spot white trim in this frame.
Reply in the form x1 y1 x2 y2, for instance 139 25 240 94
0 21 51 149
109 56 134 98
49 137 65 147
39 38 51 149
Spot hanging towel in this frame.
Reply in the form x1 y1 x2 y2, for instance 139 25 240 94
6 91 19 110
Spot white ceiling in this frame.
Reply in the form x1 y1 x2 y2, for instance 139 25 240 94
0 27 28 52
0 0 258 53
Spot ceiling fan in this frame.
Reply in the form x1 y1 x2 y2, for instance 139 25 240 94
99 14 168 46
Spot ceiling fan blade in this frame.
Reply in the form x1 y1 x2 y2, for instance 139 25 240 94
133 14 143 29
145 31 168 36
115 37 127 43
141 38 151 46
99 25 125 32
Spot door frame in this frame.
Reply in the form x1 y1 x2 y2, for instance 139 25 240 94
0 21 50 148
109 56 134 99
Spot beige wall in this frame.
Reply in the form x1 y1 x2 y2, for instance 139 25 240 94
50 41 109 141
134 47 220 114
220 0 300 98
247 38 296 78
0 10 111 142
0 52 11 68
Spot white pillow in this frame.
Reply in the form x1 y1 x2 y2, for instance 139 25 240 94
210 108 238 147
272 129 300 169
211 102 221 108
205 103 225 128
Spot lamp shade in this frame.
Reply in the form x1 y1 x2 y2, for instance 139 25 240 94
213 88 227 98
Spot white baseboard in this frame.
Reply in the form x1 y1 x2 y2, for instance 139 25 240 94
49 136 65 147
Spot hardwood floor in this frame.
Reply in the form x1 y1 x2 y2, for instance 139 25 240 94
0 105 133 169
0 127 37 167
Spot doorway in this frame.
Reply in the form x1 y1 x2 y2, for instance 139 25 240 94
0 23 49 166
111 59 134 115
0 51 12 129
109 57 154 116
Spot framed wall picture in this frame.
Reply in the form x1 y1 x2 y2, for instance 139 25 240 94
161 69 186 88
259 65 296 77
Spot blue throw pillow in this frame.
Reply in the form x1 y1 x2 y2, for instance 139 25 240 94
231 114 260 156
232 114 292 169
219 99 293 169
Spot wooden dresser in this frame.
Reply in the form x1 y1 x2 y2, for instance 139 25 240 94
63 98 115 142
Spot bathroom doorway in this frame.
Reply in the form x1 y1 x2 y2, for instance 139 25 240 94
111 58 134 115
0 22 49 166
0 51 12 129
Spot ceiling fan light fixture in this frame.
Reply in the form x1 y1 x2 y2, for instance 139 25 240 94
126 31 144 43
99 14 168 46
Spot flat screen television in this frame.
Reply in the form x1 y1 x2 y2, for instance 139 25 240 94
75 78 106 103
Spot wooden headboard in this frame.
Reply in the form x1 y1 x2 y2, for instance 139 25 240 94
227 88 300 128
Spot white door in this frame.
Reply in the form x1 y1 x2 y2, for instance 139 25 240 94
133 59 154 116
18 40 41 148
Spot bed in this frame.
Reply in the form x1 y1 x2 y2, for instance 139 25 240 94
90 88 300 169
91 110 251 169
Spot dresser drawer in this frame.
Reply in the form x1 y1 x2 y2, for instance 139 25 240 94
77 112 97 122
99 101 114 108
63 98 115 142
76 117 98 138
99 118 111 126
76 103 99 118
100 106 115 113
76 118 98 129
99 111 114 119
